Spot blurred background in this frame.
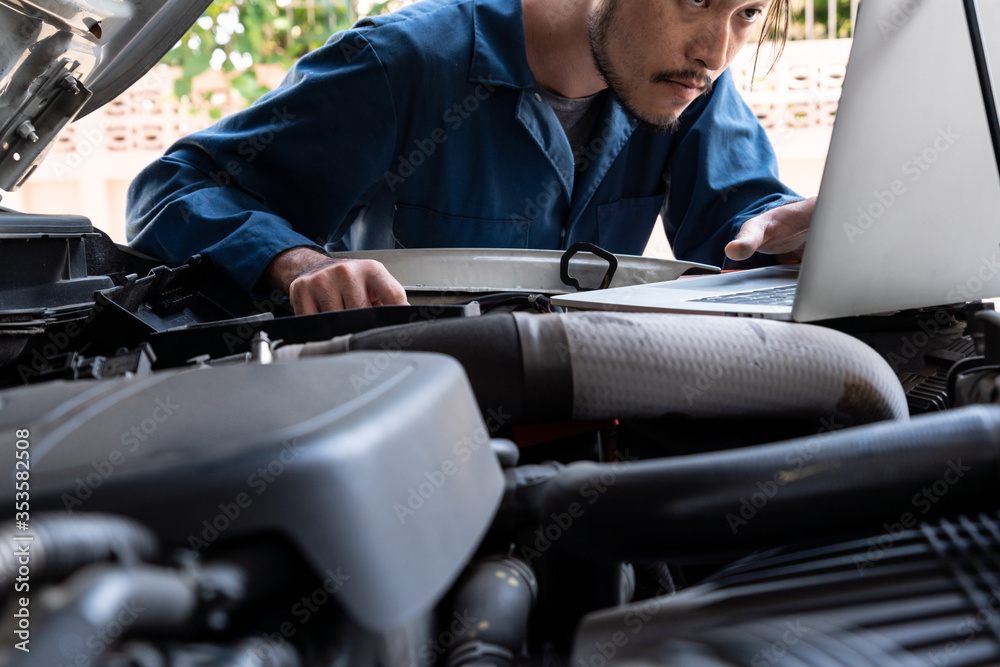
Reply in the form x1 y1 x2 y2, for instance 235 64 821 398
0 0 859 259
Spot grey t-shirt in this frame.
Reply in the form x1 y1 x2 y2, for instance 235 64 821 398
540 88 606 171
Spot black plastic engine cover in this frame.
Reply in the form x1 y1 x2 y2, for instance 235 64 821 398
0 353 505 632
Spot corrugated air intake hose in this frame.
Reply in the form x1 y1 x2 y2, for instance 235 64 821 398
274 312 908 427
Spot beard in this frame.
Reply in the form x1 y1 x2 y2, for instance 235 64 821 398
588 0 712 134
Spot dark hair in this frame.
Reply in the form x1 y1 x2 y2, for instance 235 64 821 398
753 0 791 81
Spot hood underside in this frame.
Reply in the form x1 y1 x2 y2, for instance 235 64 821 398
0 0 212 192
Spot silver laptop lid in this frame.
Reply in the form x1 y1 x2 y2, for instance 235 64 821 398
793 0 1000 321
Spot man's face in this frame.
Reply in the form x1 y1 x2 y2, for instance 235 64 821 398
589 0 770 132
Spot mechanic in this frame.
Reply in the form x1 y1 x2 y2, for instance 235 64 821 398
126 0 815 314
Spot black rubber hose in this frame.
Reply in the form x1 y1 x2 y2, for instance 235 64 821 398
229 637 303 666
445 557 538 667
8 563 199 667
538 405 1000 562
0 513 157 589
349 315 525 425
346 313 574 427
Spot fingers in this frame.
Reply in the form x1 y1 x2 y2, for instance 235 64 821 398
366 264 410 307
725 218 766 261
289 274 344 315
725 197 816 262
287 258 407 315
339 271 374 310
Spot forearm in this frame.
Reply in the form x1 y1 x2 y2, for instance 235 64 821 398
126 153 325 295
127 32 400 296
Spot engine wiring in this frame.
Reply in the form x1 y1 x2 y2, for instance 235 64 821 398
462 292 567 314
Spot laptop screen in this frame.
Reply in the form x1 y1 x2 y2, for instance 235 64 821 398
965 0 1000 178
552 0 1000 321
791 0 1000 321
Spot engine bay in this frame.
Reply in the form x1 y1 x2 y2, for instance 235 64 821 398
1 212 1000 666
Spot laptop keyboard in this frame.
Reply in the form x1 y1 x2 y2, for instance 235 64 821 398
691 284 798 306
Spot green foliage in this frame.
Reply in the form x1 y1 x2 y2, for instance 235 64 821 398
165 0 852 114
161 0 359 111
788 0 856 40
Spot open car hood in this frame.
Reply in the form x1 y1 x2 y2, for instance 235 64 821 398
0 0 211 192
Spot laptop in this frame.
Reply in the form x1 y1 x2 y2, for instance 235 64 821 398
552 0 1000 321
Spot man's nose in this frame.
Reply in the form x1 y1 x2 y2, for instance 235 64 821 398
687 19 731 72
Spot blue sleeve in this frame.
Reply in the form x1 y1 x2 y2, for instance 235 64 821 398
664 69 801 269
125 31 398 295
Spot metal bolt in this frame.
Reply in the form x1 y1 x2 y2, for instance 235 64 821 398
61 74 81 94
16 121 38 142
250 331 274 364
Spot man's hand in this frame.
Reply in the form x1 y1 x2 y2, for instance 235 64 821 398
266 247 409 315
724 196 816 264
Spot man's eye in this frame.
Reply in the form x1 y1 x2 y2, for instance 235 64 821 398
740 7 762 21
689 0 708 6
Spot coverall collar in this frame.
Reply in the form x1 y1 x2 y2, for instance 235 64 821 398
469 0 536 88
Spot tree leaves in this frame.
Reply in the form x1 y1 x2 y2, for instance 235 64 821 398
232 70 269 101
174 78 192 99
163 0 364 113
182 51 213 79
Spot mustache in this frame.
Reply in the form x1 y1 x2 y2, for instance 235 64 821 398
651 70 713 93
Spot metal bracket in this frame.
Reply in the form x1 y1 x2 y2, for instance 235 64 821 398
0 58 92 191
